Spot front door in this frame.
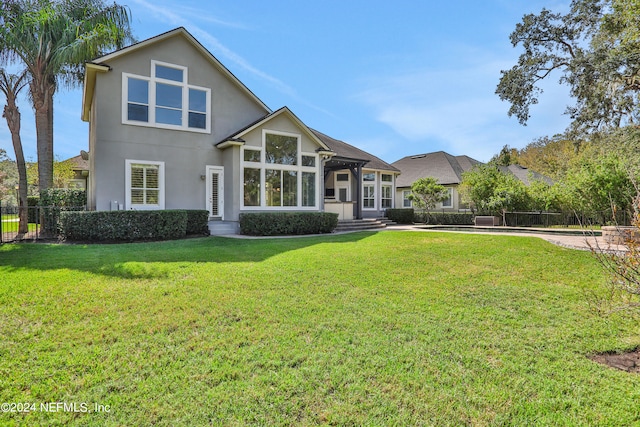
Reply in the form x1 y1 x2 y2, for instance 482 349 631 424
335 172 350 202
206 166 224 219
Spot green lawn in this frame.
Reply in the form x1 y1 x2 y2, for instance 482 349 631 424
1 214 38 234
0 231 639 426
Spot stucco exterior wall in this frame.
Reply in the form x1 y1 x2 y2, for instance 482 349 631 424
395 185 467 212
90 34 268 212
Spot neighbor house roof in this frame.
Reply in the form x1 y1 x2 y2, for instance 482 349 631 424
499 164 554 186
311 130 400 173
62 154 89 171
392 151 482 187
82 27 270 121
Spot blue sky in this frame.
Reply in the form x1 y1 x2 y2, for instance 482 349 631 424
1 0 573 164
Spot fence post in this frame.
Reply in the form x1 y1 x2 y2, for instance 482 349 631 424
0 203 3 244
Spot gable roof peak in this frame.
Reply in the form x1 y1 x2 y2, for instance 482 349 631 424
82 27 270 121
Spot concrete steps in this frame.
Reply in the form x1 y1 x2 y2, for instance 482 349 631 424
334 218 388 233
208 220 239 235
376 217 397 226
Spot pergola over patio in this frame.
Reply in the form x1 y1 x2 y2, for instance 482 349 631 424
322 155 369 220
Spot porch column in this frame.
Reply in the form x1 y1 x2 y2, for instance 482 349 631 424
349 164 362 220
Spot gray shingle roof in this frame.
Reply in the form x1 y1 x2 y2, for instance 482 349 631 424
499 164 554 186
311 129 400 172
393 151 553 188
392 151 481 187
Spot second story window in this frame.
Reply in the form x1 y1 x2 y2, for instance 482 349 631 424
123 61 210 133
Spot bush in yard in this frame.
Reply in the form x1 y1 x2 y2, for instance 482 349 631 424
40 188 87 207
185 210 210 235
39 189 87 235
386 208 414 224
239 212 338 236
60 210 187 242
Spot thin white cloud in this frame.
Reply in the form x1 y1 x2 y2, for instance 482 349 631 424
127 0 314 105
353 50 572 162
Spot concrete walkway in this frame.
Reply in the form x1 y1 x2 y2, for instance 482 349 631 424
383 224 628 253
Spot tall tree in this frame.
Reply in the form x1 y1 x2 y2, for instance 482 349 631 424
496 0 640 135
515 135 582 180
460 164 529 220
488 144 519 166
0 68 29 234
0 0 132 193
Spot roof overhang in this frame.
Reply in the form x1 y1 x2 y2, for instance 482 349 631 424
216 107 332 152
81 63 111 122
324 155 369 171
91 27 270 114
216 138 245 149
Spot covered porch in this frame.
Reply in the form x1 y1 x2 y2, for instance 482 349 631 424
323 155 369 220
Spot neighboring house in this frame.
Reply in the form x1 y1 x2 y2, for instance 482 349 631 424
392 151 481 211
61 152 90 190
81 27 398 233
392 151 553 212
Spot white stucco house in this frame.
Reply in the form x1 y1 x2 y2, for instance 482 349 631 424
81 27 399 234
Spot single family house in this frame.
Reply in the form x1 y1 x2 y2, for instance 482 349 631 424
81 27 399 234
392 151 481 211
392 151 553 212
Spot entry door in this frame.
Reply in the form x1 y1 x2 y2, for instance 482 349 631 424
335 172 350 202
206 166 224 219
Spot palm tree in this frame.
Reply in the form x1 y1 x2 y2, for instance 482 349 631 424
0 0 132 193
0 69 29 235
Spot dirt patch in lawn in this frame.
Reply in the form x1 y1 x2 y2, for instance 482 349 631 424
590 348 640 373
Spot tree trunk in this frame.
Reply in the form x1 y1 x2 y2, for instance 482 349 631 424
3 103 28 235
31 79 54 193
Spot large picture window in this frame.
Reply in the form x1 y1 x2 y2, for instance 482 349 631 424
125 160 165 210
123 61 210 133
266 133 297 165
241 130 318 209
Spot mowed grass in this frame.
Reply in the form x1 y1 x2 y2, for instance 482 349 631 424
0 231 639 426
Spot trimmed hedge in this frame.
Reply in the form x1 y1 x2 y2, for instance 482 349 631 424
239 212 338 236
415 211 475 225
60 210 188 242
40 188 87 207
185 210 210 235
386 208 415 224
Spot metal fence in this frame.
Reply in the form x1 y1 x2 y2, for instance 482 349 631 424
0 204 86 243
412 208 632 228
504 211 632 228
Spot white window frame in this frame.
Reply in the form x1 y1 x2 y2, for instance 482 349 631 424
381 184 393 209
441 187 453 208
402 190 412 208
362 172 376 210
363 184 375 209
125 159 165 210
122 60 211 133
240 130 320 210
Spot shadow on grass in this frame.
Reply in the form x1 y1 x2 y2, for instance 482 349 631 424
0 232 374 279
